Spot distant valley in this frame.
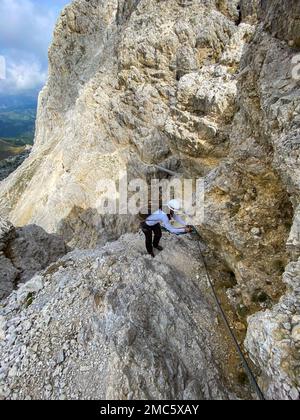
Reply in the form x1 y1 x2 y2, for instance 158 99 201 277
0 95 37 160
0 138 26 160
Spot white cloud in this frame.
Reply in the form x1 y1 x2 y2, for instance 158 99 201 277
0 0 57 56
0 55 48 94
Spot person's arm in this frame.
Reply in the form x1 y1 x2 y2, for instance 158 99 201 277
162 214 187 234
173 213 187 227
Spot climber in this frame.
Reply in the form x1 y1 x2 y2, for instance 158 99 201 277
141 199 193 257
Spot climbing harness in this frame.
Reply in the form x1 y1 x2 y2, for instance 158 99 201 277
191 227 266 401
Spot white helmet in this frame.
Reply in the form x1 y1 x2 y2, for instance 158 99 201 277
167 199 181 212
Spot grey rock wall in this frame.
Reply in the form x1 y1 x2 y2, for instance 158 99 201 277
0 0 299 399
0 218 68 300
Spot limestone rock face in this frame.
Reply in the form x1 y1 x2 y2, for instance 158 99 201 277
245 258 300 400
0 0 299 400
0 219 15 252
0 219 18 300
0 218 68 300
6 224 69 284
0 0 244 234
0 234 242 401
240 0 260 24
236 0 300 400
261 0 300 47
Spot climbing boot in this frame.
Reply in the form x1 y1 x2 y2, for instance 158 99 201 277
154 245 164 251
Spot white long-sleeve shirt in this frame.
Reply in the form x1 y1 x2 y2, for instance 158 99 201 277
145 209 187 234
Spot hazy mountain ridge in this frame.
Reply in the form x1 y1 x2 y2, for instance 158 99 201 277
0 0 299 400
0 95 37 158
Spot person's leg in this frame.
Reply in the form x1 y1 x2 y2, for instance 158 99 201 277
153 224 163 250
142 224 154 255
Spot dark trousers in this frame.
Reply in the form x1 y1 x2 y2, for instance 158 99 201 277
141 222 162 254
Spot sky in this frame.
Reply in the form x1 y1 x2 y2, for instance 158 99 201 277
0 0 70 97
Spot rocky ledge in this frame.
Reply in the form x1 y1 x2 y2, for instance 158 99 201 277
0 233 254 401
0 218 68 301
